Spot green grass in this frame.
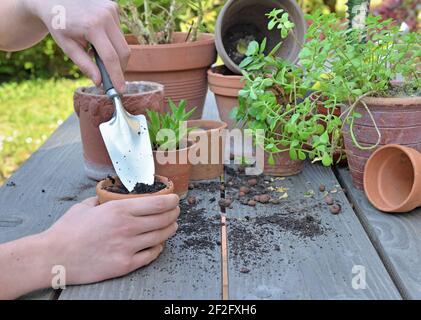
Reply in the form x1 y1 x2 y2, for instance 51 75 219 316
0 78 90 184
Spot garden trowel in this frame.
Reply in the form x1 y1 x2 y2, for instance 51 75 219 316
94 48 155 191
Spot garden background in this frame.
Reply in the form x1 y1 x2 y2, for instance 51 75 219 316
0 0 419 184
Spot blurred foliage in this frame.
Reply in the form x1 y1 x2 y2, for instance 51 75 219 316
0 78 90 183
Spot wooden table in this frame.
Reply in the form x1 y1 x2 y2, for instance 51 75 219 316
1 94 420 300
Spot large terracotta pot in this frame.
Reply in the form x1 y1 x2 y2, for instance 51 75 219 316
153 142 197 199
215 0 306 74
207 66 244 130
342 96 421 190
125 32 217 119
262 149 304 176
187 120 227 181
74 82 164 181
364 145 421 213
96 175 174 205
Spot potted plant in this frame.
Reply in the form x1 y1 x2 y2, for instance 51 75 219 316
96 175 174 204
74 81 164 181
120 0 217 119
232 40 340 176
187 119 227 181
147 99 197 198
304 11 421 189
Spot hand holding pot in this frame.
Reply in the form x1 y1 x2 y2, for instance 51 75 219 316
0 194 179 299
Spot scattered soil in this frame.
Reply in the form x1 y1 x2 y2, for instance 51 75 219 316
58 196 78 202
6 181 16 187
385 83 420 98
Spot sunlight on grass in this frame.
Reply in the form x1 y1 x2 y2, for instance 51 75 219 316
0 78 90 184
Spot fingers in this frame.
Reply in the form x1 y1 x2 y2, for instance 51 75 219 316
88 30 126 93
80 197 99 208
130 244 164 271
106 19 131 72
57 38 101 86
131 223 178 253
132 207 180 234
114 194 180 217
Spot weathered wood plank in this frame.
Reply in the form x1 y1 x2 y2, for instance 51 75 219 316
224 164 401 299
59 180 222 300
336 166 421 300
0 114 97 300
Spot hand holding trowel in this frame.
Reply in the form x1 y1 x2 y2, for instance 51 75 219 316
93 48 155 191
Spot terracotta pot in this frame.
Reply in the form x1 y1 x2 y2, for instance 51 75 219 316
74 82 164 181
364 145 421 213
153 142 197 199
96 175 174 205
187 120 227 181
262 149 304 176
342 96 421 190
125 32 217 119
215 0 306 74
207 66 244 130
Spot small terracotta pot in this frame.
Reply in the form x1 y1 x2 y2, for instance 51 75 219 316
342 95 421 190
74 82 164 181
96 175 174 205
208 66 244 130
153 142 197 199
125 33 217 119
262 149 304 176
364 145 421 213
187 120 227 181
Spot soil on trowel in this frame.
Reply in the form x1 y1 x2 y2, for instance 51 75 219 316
104 176 166 194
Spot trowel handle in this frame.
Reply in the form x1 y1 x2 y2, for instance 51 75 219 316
92 46 117 98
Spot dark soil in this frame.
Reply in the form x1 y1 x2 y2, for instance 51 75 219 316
385 83 420 98
104 177 167 195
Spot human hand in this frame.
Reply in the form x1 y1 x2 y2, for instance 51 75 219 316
41 194 180 285
25 0 130 92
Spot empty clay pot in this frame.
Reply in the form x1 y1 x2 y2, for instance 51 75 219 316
125 32 217 119
207 66 245 130
153 142 197 199
262 149 304 176
96 175 174 205
74 82 164 181
364 145 421 213
342 95 421 190
187 120 228 181
215 0 306 74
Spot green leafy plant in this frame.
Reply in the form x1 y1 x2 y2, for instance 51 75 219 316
146 99 196 150
302 11 421 150
119 0 207 44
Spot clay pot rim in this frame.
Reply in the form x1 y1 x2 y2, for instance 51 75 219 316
364 144 417 212
187 119 228 133
96 175 175 203
207 66 243 80
75 81 164 97
125 32 215 50
361 95 421 106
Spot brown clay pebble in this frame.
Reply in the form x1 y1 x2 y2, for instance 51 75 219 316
188 183 195 190
253 195 261 202
259 194 270 203
330 204 342 215
248 200 257 207
319 184 326 192
187 196 197 205
325 196 334 205
239 191 246 197
239 186 250 194
247 178 258 186
240 267 250 274
219 199 232 208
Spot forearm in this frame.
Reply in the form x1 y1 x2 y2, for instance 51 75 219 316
0 233 52 300
0 0 48 51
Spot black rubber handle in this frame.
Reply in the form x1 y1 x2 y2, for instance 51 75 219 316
92 46 114 94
